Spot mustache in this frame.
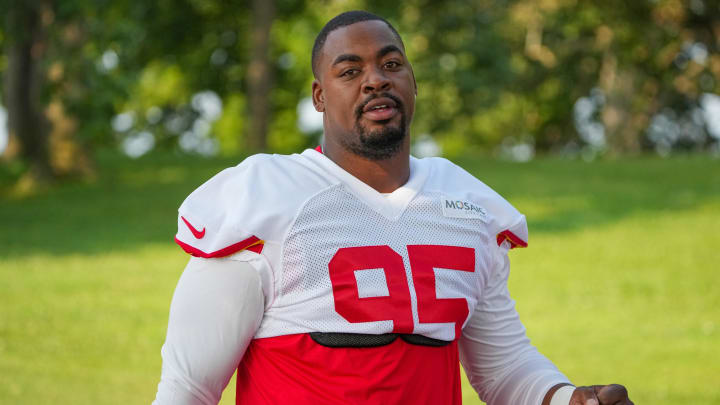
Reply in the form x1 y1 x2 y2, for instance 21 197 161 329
355 93 403 120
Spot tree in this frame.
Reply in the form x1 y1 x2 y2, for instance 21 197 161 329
3 0 53 182
247 0 275 152
1 0 108 186
3 0 719 181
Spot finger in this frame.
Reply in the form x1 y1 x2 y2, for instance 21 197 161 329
570 386 600 405
595 384 630 404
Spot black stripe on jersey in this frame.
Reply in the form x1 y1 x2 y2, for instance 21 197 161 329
309 332 451 348
309 332 397 347
399 334 451 347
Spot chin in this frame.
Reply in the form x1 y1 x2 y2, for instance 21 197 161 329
347 119 407 161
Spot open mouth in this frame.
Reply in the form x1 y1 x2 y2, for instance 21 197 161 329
359 96 401 122
363 105 397 121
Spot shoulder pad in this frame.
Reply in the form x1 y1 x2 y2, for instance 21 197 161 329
422 157 528 249
175 154 329 257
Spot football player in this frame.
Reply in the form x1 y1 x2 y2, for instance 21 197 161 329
153 10 633 405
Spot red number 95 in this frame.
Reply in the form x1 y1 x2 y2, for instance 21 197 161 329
328 245 475 339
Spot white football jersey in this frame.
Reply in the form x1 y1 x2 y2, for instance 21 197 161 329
175 148 528 342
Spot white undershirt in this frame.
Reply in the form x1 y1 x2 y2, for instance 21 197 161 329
153 254 264 405
153 246 573 405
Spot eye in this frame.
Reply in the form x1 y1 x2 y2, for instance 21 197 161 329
340 68 359 77
384 61 401 69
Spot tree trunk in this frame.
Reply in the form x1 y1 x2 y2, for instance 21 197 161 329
246 0 275 152
4 1 53 182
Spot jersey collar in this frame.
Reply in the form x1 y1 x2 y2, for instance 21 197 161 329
301 148 430 221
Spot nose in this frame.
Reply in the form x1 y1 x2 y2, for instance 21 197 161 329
362 66 391 94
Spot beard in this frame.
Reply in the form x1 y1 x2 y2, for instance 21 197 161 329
340 93 407 161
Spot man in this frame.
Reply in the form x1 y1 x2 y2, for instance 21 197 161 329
154 11 633 405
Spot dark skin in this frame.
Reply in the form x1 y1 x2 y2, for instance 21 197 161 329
312 20 633 405
543 383 634 405
312 20 416 193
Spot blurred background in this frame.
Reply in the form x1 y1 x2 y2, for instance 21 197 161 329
0 0 718 404
2 0 720 178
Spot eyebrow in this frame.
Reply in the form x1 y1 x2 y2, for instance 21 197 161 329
331 45 404 68
377 45 403 59
332 54 362 67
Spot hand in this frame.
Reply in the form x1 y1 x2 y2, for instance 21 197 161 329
571 384 633 405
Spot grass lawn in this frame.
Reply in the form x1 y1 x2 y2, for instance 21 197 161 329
1 151 718 404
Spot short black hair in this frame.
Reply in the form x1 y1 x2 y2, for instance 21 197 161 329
311 10 404 78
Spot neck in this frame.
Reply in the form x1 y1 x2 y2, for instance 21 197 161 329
321 137 411 193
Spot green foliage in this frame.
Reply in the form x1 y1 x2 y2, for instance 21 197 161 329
214 94 246 155
1 153 719 404
134 62 191 109
2 0 720 162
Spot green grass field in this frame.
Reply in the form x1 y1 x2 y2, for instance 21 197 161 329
1 151 719 404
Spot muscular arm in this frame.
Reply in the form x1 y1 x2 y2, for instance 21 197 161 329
153 255 265 405
459 243 572 405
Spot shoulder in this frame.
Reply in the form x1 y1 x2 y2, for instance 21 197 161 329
175 153 333 258
420 157 528 248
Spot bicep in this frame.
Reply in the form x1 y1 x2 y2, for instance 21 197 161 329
153 255 265 405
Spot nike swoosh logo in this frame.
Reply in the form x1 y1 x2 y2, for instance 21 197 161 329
181 216 206 239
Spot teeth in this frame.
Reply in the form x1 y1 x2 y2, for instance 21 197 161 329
371 105 388 110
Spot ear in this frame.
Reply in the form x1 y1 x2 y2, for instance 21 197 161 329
312 80 325 112
410 66 418 96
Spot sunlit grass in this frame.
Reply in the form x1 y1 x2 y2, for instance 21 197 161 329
0 247 184 403
1 152 718 404
501 202 720 404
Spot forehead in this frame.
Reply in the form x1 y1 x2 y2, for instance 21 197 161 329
320 20 403 66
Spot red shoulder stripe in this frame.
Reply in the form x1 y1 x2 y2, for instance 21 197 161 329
496 230 528 249
174 235 264 257
314 145 323 153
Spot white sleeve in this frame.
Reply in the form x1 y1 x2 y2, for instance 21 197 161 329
458 242 571 405
152 253 265 405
